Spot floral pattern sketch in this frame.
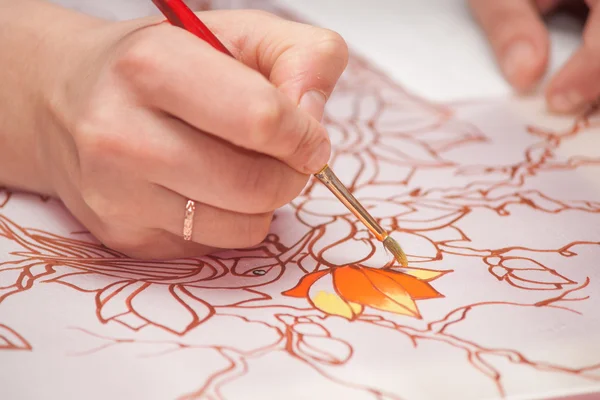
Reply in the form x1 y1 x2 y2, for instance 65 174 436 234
1 1 600 399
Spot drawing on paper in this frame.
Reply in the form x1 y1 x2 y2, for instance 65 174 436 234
1 1 600 399
0 188 9 209
0 324 30 351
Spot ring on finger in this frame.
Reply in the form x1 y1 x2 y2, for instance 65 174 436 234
183 200 196 241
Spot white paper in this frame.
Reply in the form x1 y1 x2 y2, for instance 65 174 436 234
1 1 599 399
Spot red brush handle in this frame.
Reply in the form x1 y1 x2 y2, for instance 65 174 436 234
151 0 233 56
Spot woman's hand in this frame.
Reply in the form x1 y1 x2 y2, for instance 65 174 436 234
469 0 599 113
1 1 348 259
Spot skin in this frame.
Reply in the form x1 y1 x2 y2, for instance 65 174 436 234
469 0 600 113
0 0 348 259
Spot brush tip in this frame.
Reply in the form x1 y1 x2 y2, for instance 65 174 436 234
383 236 408 267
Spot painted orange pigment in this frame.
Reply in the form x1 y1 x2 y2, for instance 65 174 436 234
283 265 446 320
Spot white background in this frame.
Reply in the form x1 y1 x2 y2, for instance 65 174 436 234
277 0 584 102
50 0 586 102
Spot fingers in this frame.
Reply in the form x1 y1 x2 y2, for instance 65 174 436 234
139 114 310 214
195 10 350 121
469 0 550 91
114 22 331 175
87 178 275 250
546 5 600 113
68 196 219 259
150 184 274 249
72 172 267 256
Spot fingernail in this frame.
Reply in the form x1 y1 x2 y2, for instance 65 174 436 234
299 90 327 122
305 139 331 173
502 41 536 82
549 90 584 113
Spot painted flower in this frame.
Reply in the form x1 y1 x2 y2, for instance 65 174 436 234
276 189 458 321
283 265 446 320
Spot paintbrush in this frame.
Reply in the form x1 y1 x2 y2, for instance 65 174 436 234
151 0 409 267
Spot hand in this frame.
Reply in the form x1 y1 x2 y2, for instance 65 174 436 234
469 0 599 113
36 7 348 259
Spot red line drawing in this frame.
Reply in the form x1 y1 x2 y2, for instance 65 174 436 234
0 1 599 399
0 323 31 351
0 188 9 208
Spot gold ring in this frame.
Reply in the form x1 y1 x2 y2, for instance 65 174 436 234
183 200 195 241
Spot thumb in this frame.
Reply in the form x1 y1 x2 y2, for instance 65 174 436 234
258 23 349 122
199 11 349 122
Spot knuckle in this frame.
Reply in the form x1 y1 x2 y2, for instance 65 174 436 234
72 102 160 174
246 90 286 146
70 88 130 162
111 29 165 94
72 117 132 193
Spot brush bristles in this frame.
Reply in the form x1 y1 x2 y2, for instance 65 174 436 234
383 236 408 267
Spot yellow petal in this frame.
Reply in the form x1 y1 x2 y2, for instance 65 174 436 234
401 267 445 281
312 291 359 320
348 301 363 315
378 300 417 317
309 273 361 320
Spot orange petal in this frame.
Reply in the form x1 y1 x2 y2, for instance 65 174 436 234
333 266 419 317
361 268 420 316
282 269 329 298
377 269 443 300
